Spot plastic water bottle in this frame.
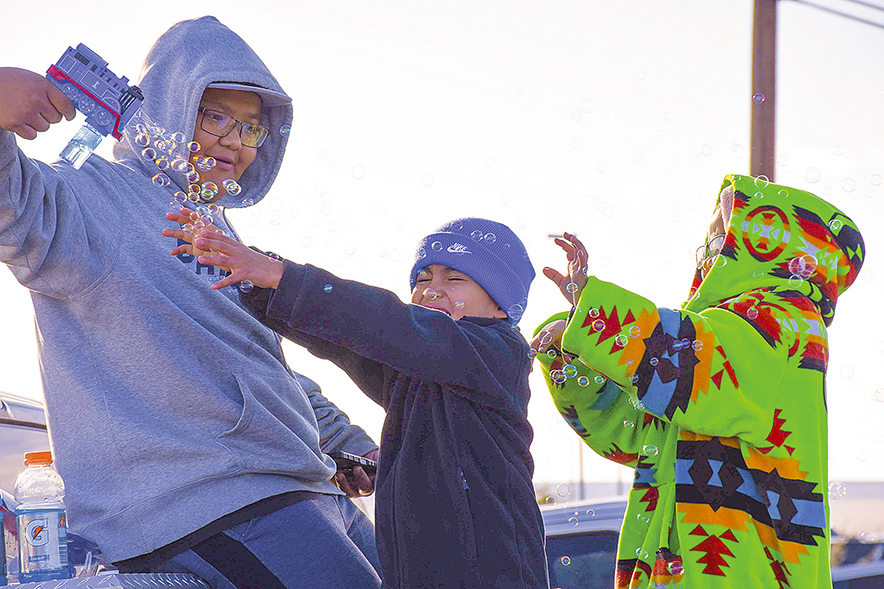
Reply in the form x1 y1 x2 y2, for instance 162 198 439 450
13 452 71 583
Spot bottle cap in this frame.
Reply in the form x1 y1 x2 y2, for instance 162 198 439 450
24 451 53 466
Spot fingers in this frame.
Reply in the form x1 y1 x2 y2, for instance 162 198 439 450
542 266 566 286
332 468 373 498
563 232 588 256
349 466 375 496
46 83 76 121
553 237 579 261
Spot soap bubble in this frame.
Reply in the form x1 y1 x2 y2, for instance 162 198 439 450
152 173 170 187
470 230 483 241
421 174 433 187
484 233 496 244
557 483 571 497
423 288 439 300
323 284 333 293
454 300 465 309
829 482 847 499
614 334 628 347
754 175 770 188
540 332 552 346
352 164 366 179
202 181 219 193
566 282 579 294
188 141 201 152
141 147 157 161
629 326 641 338
594 375 606 385
547 349 557 359
562 364 578 379
431 241 443 251
223 179 242 196
135 133 150 147
171 157 189 172
550 369 566 384
279 125 291 137
155 156 169 170
752 92 765 104
789 255 817 278
643 443 658 456
508 304 524 321
577 376 590 387
667 561 684 575
623 419 635 429
592 320 605 332
239 281 253 293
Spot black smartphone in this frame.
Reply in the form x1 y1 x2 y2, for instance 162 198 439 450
329 451 378 476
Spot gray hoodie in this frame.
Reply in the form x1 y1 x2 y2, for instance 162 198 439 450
0 16 376 562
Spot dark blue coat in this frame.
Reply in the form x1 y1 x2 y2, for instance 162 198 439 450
243 261 549 588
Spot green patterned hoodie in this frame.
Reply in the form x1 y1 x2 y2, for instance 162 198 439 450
535 174 864 588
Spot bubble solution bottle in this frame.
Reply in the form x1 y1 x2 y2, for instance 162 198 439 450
13 452 71 583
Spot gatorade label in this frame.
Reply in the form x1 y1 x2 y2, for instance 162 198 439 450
17 509 68 575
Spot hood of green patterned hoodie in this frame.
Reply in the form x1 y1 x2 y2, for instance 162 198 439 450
683 173 865 327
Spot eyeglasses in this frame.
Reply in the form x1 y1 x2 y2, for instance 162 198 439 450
696 234 725 270
197 107 269 148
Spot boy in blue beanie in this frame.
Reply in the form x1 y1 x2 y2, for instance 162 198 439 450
164 215 550 588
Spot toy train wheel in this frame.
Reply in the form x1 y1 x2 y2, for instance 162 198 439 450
62 84 79 101
78 97 96 114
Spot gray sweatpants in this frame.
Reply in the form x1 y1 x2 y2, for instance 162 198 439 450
165 493 382 588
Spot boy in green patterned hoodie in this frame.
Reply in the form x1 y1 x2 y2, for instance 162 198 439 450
532 174 864 588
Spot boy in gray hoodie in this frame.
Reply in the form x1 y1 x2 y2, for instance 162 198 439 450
0 16 382 588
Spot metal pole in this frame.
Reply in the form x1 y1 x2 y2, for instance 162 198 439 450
751 0 777 180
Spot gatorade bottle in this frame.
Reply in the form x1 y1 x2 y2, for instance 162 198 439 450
13 452 71 583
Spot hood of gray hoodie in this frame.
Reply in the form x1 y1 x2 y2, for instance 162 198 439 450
113 15 293 209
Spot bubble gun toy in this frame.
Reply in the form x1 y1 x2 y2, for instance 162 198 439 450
45 43 144 170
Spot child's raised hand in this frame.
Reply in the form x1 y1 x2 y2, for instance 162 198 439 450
0 68 76 140
191 231 285 291
163 208 225 262
529 320 572 363
543 232 589 306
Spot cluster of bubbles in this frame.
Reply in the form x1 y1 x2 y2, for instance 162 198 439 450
126 111 245 206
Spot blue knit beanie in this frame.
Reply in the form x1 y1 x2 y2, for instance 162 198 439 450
409 218 535 325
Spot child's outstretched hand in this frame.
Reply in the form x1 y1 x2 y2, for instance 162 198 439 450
163 208 225 261
529 319 575 365
543 232 589 306
0 68 76 140
163 208 284 291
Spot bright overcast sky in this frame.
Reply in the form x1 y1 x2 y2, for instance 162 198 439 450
1 0 883 491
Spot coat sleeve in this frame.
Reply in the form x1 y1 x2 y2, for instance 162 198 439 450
0 131 118 298
245 260 527 415
554 276 797 448
292 370 379 457
242 284 390 408
534 311 658 467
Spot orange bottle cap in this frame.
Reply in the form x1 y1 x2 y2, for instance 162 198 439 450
24 451 53 465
